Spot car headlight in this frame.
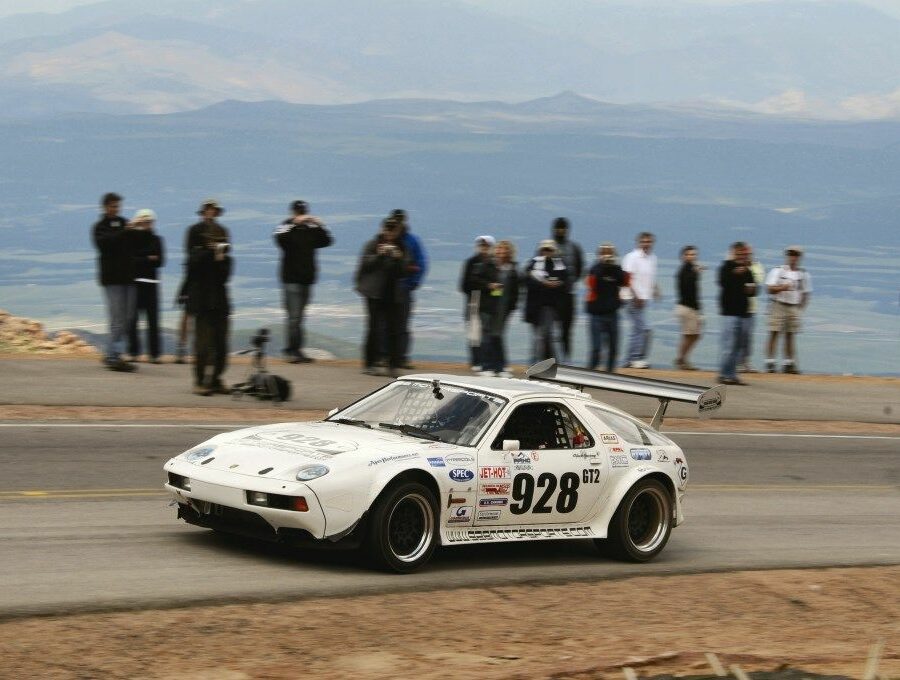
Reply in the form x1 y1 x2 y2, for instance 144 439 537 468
296 464 329 481
183 446 216 463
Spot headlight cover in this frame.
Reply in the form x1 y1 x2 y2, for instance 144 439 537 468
296 464 329 481
183 446 216 463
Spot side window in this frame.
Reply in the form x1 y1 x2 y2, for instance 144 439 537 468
492 402 594 450
585 405 650 446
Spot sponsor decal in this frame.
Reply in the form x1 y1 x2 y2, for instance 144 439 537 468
479 497 509 507
610 446 625 453
601 433 619 445
445 526 594 543
427 442 456 450
447 505 473 524
510 451 533 471
444 454 474 465
449 468 475 483
610 454 629 468
477 509 502 521
480 483 510 495
426 457 446 468
238 431 359 460
582 468 602 483
479 466 510 480
674 457 684 466
699 391 723 413
368 453 419 467
630 448 652 461
677 463 689 489
656 451 669 462
573 451 598 459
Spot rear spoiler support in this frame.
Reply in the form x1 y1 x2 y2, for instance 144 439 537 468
525 359 725 429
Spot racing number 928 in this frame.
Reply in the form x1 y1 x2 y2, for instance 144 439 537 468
509 470 600 515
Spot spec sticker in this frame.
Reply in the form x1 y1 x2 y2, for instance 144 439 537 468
582 468 601 484
479 497 509 507
449 468 475 483
477 509 502 521
509 472 580 515
656 451 669 462
368 453 419 466
601 433 619 444
479 466 510 480
630 448 652 461
480 483 510 495
447 505 473 524
426 457 446 468
610 454 629 468
444 454 475 465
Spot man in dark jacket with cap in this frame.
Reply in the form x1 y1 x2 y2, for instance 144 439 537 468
550 217 584 361
92 192 137 372
185 199 232 395
274 200 333 363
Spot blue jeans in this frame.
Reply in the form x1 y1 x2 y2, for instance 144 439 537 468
532 306 557 363
720 316 752 379
625 300 648 363
283 283 311 355
103 284 136 362
588 312 618 372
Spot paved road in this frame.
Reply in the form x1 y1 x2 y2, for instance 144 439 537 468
0 424 897 617
1 358 897 422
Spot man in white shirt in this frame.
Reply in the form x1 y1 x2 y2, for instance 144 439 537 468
621 231 659 368
765 246 812 374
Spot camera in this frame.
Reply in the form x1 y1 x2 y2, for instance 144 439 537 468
251 328 270 348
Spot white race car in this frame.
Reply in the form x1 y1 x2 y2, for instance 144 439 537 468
164 360 724 572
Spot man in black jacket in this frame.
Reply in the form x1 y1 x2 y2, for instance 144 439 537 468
185 199 232 395
92 192 137 372
717 241 757 386
585 243 627 372
274 200 333 363
674 245 703 370
127 209 165 363
459 235 494 371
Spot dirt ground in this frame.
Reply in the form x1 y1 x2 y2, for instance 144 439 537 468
0 566 896 679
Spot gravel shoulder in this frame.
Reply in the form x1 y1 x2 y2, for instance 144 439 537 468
1 566 896 679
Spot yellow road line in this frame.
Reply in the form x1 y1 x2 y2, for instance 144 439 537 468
693 484 896 491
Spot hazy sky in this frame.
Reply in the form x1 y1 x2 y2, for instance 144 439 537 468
1 0 899 19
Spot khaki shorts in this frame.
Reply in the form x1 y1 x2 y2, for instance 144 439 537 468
676 304 702 336
769 301 802 333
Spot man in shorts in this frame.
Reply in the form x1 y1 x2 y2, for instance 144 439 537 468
674 245 703 370
765 246 812 374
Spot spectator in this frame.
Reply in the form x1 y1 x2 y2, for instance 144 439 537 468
674 245 703 370
492 240 519 377
765 246 812 374
550 217 584 361
91 192 137 372
185 199 232 395
459 235 495 371
274 200 333 364
392 209 428 369
621 231 659 368
127 209 165 363
738 244 765 373
355 218 411 377
524 239 567 363
470 239 519 377
584 243 627 373
173 277 191 364
717 241 757 386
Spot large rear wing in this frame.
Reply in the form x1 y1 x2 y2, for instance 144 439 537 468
525 359 725 430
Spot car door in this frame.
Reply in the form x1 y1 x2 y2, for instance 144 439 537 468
474 400 607 525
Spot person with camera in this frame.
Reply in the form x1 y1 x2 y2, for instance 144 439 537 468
274 200 333 364
126 209 165 363
92 191 138 372
355 218 411 377
185 199 232 395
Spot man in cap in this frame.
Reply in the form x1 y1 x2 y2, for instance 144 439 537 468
274 200 333 363
185 199 232 395
460 235 495 371
391 209 427 369
621 231 660 368
524 239 568 362
765 246 812 374
584 243 627 372
91 191 138 372
549 217 584 361
127 209 165 363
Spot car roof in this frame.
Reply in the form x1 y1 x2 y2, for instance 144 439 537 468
402 373 591 400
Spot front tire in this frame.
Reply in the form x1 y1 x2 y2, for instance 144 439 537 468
365 481 438 573
597 478 673 562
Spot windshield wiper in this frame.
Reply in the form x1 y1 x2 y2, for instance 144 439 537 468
331 418 371 429
378 422 440 441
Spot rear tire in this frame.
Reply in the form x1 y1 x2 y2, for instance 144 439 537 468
597 478 672 562
364 481 438 573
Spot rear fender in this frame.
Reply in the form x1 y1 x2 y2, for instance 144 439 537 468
589 468 678 539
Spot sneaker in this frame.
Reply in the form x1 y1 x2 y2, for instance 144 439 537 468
720 377 748 386
192 384 212 396
296 352 314 363
766 361 776 374
470 365 482 372
783 364 800 374
210 380 231 395
479 370 495 377
630 360 650 369
681 361 699 371
498 370 513 378
106 359 136 372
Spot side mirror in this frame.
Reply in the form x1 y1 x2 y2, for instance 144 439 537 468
502 439 520 451
327 408 338 417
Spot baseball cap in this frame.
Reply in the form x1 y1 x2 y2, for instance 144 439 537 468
475 235 496 247
538 239 558 252
132 208 156 222
197 199 224 215
785 245 804 256
291 200 308 214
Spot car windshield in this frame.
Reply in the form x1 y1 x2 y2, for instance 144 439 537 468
329 380 506 446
